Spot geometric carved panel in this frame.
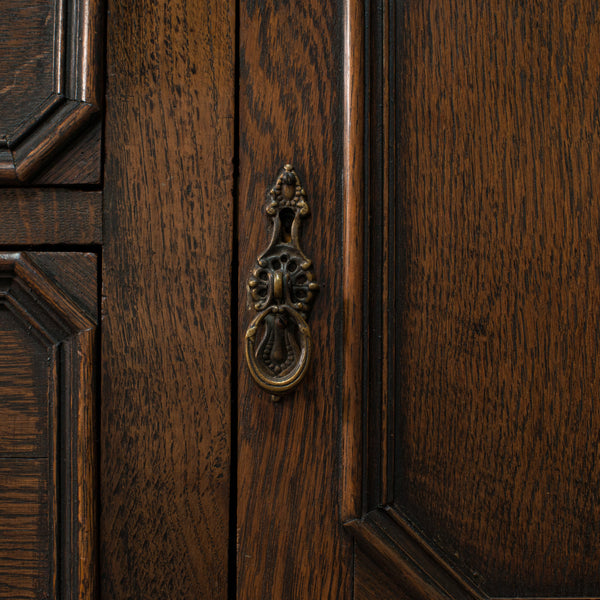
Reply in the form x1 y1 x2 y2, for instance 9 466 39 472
0 0 102 183
0 253 97 599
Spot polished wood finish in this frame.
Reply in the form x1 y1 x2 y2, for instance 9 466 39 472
348 1 600 598
0 189 101 246
100 0 235 597
237 1 351 597
6 1 600 598
341 0 365 522
0 0 103 183
0 252 97 600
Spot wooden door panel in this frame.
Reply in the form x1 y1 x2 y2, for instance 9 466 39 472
345 1 600 598
0 253 97 600
0 0 103 184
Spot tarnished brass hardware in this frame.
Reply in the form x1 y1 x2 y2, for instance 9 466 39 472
245 164 319 400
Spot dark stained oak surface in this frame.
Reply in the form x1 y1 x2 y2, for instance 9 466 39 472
0 460 49 600
0 1 55 138
393 1 600 596
101 0 234 598
0 311 48 457
0 189 101 246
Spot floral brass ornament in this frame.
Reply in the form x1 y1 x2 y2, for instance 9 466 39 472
245 164 319 400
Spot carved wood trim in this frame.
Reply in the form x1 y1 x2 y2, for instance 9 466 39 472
343 0 397 517
341 3 485 597
0 0 103 183
342 0 365 524
346 507 483 600
0 253 97 599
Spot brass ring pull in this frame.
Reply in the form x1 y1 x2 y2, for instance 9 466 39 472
245 305 311 394
245 165 319 400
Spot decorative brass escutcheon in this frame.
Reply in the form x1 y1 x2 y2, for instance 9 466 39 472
245 164 319 400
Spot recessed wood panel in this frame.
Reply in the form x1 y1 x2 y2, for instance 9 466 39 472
0 309 49 457
0 2 55 137
0 459 49 600
394 1 600 596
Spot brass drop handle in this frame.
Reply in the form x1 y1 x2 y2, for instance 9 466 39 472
245 165 319 400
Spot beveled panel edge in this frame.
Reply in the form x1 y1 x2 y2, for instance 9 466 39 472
345 508 483 600
63 327 97 600
7 94 65 149
0 101 99 183
0 0 103 183
14 101 99 181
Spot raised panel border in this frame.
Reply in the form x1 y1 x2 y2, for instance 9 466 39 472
0 253 96 599
0 0 103 183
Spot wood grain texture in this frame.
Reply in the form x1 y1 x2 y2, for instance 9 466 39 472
237 2 351 598
101 0 234 597
393 1 600 596
0 311 49 458
354 545 416 600
30 120 102 185
0 253 97 600
0 1 55 136
0 460 49 600
0 189 101 246
0 0 103 183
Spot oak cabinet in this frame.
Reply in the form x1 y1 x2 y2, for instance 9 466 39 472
1 1 599 598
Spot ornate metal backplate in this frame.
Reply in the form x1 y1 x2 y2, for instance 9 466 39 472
245 164 319 399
